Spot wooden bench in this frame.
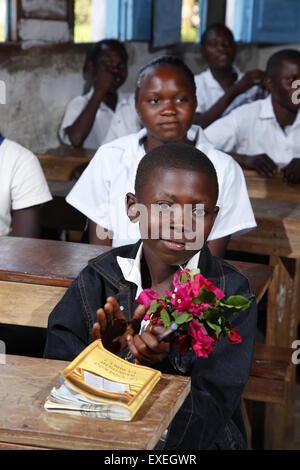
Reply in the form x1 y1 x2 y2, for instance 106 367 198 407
244 169 300 203
36 147 94 181
0 237 293 448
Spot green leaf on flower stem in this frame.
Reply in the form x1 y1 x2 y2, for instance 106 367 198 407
160 308 171 327
174 311 193 325
224 295 251 309
206 321 222 337
189 268 200 282
192 286 217 304
147 300 159 314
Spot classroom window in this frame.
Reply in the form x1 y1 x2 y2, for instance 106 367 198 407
74 0 92 43
0 0 7 41
181 0 200 43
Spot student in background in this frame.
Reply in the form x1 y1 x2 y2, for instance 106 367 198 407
59 39 141 149
205 49 300 183
193 23 265 129
66 55 256 257
45 144 257 450
0 133 52 238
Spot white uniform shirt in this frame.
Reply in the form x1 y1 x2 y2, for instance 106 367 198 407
195 66 264 116
66 127 256 247
59 90 141 149
0 138 52 236
205 96 300 168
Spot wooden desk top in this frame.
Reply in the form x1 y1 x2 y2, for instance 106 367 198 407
36 147 95 181
0 355 190 450
0 237 110 287
229 198 300 258
244 170 300 202
0 237 273 301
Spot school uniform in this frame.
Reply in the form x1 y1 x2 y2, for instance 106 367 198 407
204 96 300 168
59 90 141 149
195 66 265 116
0 136 52 236
44 241 257 449
66 127 256 247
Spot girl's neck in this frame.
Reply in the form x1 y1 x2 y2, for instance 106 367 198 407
144 134 192 153
103 92 118 112
210 65 237 89
271 97 297 130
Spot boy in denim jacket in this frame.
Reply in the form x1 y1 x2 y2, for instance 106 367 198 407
45 143 257 449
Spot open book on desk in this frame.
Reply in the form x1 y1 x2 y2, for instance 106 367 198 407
44 340 161 421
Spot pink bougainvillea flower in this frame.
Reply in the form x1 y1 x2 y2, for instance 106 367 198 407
228 328 242 344
188 319 215 358
170 285 193 313
191 273 225 300
137 289 158 310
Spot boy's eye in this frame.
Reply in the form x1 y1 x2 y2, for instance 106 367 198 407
175 97 187 103
156 202 172 210
149 98 160 104
192 207 206 218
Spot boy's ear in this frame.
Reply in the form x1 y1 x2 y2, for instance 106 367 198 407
264 76 273 94
126 192 140 223
213 206 219 220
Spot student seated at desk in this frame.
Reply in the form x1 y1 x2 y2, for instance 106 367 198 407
44 144 257 450
193 23 265 129
66 55 256 257
0 134 52 237
205 49 300 184
59 39 141 149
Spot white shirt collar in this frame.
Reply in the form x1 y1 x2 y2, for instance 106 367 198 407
205 65 242 89
259 95 276 120
117 242 201 299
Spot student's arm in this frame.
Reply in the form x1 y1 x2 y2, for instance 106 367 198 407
193 70 265 129
283 158 300 184
230 152 278 178
207 236 230 258
66 67 115 147
88 219 113 246
11 205 41 238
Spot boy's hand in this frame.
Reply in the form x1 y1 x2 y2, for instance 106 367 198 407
283 158 300 185
92 297 127 353
126 325 171 365
245 153 278 177
233 69 265 94
94 63 116 95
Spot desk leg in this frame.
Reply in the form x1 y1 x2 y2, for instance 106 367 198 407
264 256 299 449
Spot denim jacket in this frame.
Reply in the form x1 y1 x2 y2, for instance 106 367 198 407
44 241 257 450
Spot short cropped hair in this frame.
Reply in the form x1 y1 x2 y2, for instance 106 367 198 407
135 143 219 202
266 49 300 78
201 23 234 46
135 55 196 102
83 39 128 77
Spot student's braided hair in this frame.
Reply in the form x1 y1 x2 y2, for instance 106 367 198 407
135 143 219 202
135 55 196 102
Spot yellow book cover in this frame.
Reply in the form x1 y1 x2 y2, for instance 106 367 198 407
45 340 161 421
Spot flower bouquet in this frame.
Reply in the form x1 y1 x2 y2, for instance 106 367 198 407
137 268 251 358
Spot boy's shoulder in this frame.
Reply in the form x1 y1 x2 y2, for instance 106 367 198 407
92 129 146 163
213 256 255 299
0 138 36 166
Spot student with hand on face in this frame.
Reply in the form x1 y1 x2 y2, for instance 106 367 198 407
205 49 300 184
44 144 257 450
59 39 141 149
193 23 265 129
0 133 52 238
66 55 256 257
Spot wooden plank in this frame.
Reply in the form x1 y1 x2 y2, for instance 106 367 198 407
0 355 190 450
244 170 300 202
0 237 108 287
0 281 66 328
36 147 94 181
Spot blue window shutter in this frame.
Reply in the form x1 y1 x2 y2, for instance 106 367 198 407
105 0 121 39
198 0 208 41
125 0 152 41
152 0 182 48
233 0 300 44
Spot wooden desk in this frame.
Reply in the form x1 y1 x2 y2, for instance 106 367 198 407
0 237 272 330
244 170 300 202
0 355 190 450
229 197 300 448
37 147 95 181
